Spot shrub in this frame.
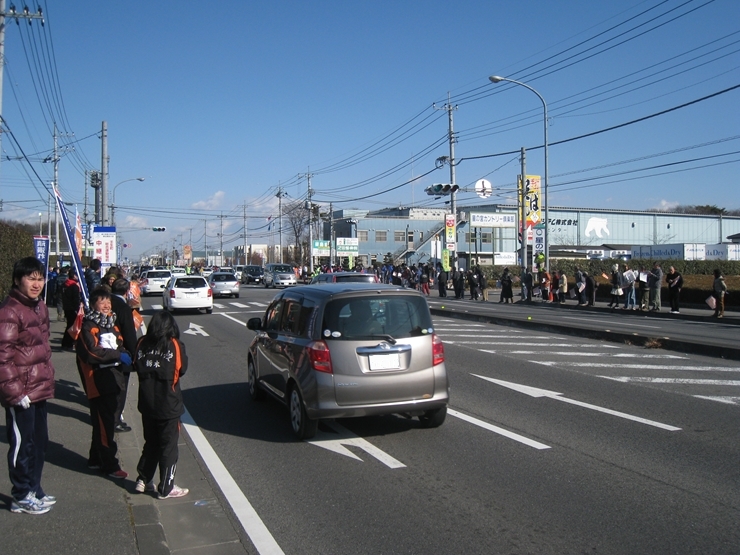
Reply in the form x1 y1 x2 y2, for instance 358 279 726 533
0 221 34 299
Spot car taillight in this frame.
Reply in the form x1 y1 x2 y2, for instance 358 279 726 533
432 333 445 366
307 340 332 373
169 289 176 298
207 288 212 297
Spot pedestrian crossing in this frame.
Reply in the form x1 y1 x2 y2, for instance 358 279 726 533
434 318 740 406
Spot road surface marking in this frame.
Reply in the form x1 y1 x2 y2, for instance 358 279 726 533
465 342 620 348
230 302 250 308
220 313 247 326
447 409 551 450
181 409 285 555
601 377 740 386
183 323 209 336
473 375 681 431
213 303 226 309
503 351 684 358
308 422 405 469
533 362 740 371
560 316 661 329
693 396 740 405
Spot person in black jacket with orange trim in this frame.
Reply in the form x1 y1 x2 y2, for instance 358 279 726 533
133 311 189 499
75 288 131 479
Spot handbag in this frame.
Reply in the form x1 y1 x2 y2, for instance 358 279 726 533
611 287 623 296
706 295 717 310
67 304 84 340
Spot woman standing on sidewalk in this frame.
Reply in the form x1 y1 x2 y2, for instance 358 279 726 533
712 269 727 318
133 311 189 499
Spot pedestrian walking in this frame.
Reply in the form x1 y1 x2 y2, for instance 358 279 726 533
54 266 69 321
648 262 663 311
111 279 137 433
712 268 727 318
419 264 430 296
75 288 131 480
666 266 683 314
558 271 568 304
133 311 190 499
0 257 57 515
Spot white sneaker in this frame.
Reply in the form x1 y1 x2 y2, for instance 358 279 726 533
10 493 51 515
158 485 189 499
135 479 156 493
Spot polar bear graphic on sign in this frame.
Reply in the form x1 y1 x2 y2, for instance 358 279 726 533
584 217 610 238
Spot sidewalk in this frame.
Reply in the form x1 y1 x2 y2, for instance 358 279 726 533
0 320 249 555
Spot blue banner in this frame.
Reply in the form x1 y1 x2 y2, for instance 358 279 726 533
54 188 89 308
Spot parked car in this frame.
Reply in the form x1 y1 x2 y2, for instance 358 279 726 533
140 270 172 296
208 272 240 298
240 265 264 285
162 275 213 313
246 283 449 439
310 272 378 285
263 263 297 288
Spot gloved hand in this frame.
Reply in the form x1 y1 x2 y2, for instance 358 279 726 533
17 395 31 409
119 352 132 366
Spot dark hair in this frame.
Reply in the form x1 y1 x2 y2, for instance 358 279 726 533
111 278 130 295
12 257 45 288
714 269 722 278
141 311 180 354
89 287 112 307
89 259 102 271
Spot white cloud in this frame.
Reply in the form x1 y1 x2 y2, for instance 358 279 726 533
192 191 225 210
654 199 679 211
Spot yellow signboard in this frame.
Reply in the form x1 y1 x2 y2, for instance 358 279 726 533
518 174 541 228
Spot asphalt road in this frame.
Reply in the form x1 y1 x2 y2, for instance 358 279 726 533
140 283 740 554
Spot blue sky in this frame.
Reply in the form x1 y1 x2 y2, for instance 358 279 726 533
1 0 738 259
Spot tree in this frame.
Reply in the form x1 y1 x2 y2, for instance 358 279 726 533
284 200 310 266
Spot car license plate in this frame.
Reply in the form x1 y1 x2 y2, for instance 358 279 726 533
368 354 400 370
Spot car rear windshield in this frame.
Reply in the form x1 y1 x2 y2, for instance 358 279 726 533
321 295 433 340
175 278 207 288
148 271 171 279
212 274 236 282
272 265 293 273
335 275 376 282
246 267 263 274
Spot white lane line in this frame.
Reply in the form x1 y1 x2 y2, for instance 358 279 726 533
180 408 285 555
220 313 247 326
473 375 681 431
465 342 621 348
602 377 740 386
152 304 163 311
533 362 740 371
693 396 740 405
249 302 268 307
447 409 550 450
230 302 250 308
560 316 661 329
501 351 685 358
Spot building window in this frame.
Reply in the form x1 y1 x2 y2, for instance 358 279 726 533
375 230 387 242
357 230 368 242
481 232 492 244
394 231 406 242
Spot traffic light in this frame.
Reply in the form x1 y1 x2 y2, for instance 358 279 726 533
152 227 166 232
424 184 459 196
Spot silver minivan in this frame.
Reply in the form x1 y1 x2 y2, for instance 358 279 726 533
263 263 297 288
246 283 449 439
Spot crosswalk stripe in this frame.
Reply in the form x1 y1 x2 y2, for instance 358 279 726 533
213 303 226 309
230 302 250 308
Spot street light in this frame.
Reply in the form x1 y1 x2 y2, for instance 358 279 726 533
111 177 146 225
488 76 549 273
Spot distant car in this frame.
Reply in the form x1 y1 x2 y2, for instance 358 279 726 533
234 265 246 281
140 270 172 296
310 272 378 285
247 283 449 439
219 267 234 275
240 265 264 285
263 263 297 288
171 267 187 276
201 267 213 277
208 272 240 297
162 276 213 314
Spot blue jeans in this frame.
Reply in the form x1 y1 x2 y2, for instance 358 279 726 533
623 286 636 309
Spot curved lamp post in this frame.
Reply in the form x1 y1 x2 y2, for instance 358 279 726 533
489 76 549 273
111 177 146 225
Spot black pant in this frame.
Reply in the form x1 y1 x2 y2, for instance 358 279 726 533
5 401 49 500
115 372 131 424
61 311 77 348
88 393 121 473
137 416 180 496
669 289 680 312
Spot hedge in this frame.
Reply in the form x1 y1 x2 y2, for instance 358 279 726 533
0 221 34 299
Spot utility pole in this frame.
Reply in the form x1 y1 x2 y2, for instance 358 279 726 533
243 202 248 265
101 121 109 225
434 94 458 268
519 147 527 300
299 171 314 273
204 219 208 267
53 124 60 258
219 212 224 266
329 202 334 267
276 187 286 264
0 2 44 174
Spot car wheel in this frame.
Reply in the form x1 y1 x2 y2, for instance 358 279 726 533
247 359 265 401
418 406 447 428
205 307 213 314
289 386 317 440
235 293 240 298
264 282 269 288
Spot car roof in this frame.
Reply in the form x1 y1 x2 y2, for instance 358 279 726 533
277 282 413 302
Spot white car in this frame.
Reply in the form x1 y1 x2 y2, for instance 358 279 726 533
140 270 172 295
171 267 187 276
162 275 213 313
